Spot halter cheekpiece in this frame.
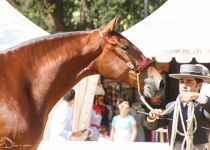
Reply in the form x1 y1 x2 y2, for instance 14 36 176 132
99 30 152 74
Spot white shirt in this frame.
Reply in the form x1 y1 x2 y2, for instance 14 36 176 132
43 100 73 141
89 110 102 141
200 83 210 97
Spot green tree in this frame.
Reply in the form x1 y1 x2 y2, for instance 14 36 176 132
8 0 166 33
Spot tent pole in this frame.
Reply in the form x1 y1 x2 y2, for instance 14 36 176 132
144 0 149 18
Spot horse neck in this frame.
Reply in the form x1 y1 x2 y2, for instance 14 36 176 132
10 30 100 115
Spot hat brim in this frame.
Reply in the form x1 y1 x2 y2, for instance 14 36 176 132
169 74 210 81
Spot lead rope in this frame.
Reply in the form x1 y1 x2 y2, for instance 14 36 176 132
136 73 197 150
172 100 197 150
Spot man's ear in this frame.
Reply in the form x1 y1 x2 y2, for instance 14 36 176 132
101 13 120 35
197 82 203 89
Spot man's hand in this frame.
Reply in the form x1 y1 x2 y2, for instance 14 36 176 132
71 130 86 138
179 92 199 103
148 109 162 121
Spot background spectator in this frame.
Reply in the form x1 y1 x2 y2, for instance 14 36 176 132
43 89 83 141
110 101 137 142
89 82 108 141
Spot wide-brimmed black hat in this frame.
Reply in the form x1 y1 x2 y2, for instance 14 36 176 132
169 64 210 81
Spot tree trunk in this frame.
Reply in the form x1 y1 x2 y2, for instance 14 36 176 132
80 0 92 28
45 0 66 31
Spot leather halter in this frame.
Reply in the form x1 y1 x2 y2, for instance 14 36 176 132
99 30 153 74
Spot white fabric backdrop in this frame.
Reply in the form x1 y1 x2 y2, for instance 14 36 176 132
123 0 210 63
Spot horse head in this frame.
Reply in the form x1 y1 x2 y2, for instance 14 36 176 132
90 15 165 98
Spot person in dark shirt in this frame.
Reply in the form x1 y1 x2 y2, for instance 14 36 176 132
145 64 210 150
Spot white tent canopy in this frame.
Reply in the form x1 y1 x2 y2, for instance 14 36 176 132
0 0 99 139
123 0 210 63
0 0 48 50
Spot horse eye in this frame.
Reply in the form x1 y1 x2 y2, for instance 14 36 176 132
121 45 129 51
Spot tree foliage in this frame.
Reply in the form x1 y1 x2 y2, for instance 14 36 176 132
8 0 166 33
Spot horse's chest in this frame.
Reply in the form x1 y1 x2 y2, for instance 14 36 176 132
0 101 28 136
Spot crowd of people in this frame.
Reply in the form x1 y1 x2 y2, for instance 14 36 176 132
42 88 144 142
42 63 210 149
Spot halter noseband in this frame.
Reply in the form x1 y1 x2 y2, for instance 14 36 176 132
99 30 152 74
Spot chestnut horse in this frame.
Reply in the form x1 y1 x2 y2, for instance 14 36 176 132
0 15 164 149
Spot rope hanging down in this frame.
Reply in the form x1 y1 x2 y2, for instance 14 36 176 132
136 73 197 150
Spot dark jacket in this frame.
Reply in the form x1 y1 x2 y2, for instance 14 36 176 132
145 96 210 145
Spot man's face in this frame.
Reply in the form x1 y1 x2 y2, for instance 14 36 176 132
179 77 202 94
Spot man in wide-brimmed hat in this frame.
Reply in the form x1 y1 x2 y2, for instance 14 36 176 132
145 64 210 150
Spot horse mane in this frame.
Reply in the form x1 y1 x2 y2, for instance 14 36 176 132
0 30 97 54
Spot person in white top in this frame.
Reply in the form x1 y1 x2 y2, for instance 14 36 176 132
89 83 105 141
89 109 102 141
43 89 83 141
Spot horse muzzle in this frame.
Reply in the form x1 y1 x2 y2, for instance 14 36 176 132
143 78 165 98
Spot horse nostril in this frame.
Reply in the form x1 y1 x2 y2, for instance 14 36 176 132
147 86 151 90
159 79 165 91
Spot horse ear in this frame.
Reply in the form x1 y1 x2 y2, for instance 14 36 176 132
101 13 120 35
